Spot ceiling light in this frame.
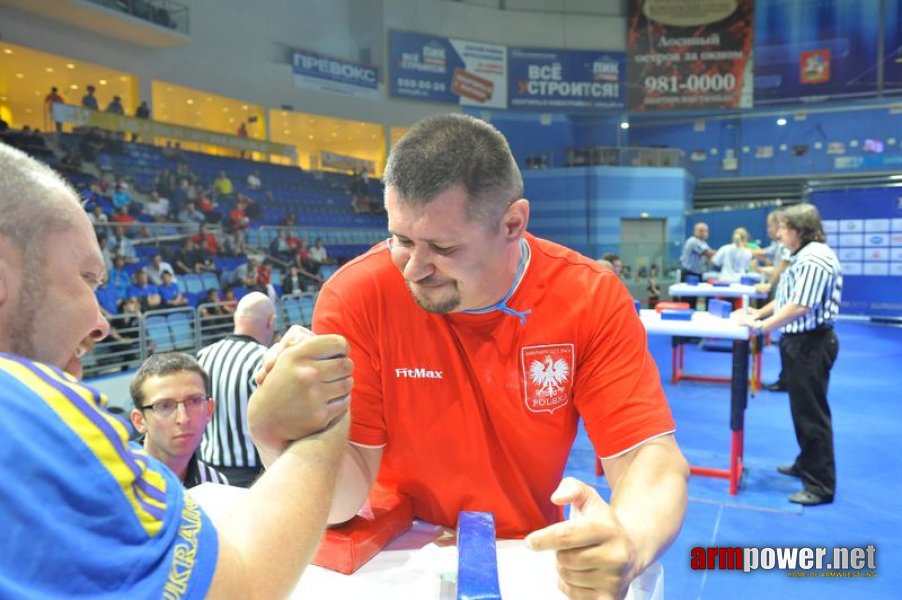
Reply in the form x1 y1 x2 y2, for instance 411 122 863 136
242 105 248 110
66 63 75 69
45 67 54 73
120 76 128 82
620 121 629 130
308 134 314 140
187 99 194 105
70 84 79 90
99 79 108 85
777 118 787 126
15 73 24 79
3 49 13 55
222 107 228 112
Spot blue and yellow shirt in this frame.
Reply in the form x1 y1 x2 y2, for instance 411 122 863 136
0 353 218 598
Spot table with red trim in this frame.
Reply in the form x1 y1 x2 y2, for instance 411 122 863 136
668 282 767 392
641 309 753 495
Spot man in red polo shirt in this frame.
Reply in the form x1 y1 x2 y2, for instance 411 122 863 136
257 114 689 599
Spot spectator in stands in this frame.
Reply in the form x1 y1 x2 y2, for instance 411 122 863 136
78 127 105 162
44 86 65 132
135 100 150 120
601 253 624 278
108 225 137 264
110 205 137 227
146 253 176 286
268 229 295 264
155 168 176 198
88 204 108 227
95 275 121 317
195 192 220 224
106 96 124 115
143 190 170 221
81 84 98 110
58 148 83 174
109 296 144 367
129 353 228 487
108 254 132 298
177 199 206 231
228 195 251 231
212 170 234 198
295 237 317 273
281 263 322 296
193 222 221 255
158 271 188 308
309 237 331 268
173 236 216 275
281 212 297 227
127 268 162 310
111 184 133 214
711 227 753 278
232 257 266 294
237 122 248 158
247 169 263 190
198 288 232 327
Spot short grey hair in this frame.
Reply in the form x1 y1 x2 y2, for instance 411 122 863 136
0 143 82 257
383 113 523 225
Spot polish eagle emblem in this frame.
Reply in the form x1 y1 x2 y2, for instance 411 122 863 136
529 355 570 397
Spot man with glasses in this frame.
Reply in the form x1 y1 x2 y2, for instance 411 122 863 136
130 353 228 488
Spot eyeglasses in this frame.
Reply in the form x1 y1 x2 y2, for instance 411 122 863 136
142 395 209 419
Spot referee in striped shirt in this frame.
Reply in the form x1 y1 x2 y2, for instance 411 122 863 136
741 204 842 506
198 291 276 487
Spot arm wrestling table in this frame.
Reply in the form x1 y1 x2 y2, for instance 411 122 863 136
667 283 766 393
641 309 751 495
189 485 664 599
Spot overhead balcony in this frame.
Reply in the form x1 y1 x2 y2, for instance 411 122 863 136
0 0 190 48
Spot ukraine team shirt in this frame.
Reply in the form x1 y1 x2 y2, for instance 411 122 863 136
0 353 218 598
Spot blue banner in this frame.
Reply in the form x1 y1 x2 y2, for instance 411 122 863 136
754 0 881 104
389 30 507 109
291 49 378 99
507 48 624 111
812 187 902 318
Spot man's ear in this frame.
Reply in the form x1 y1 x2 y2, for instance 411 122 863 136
0 236 20 305
130 408 147 435
501 199 530 241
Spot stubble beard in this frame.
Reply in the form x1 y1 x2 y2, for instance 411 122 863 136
405 280 461 314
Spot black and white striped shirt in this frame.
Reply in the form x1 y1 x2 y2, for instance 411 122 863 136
680 236 712 274
184 454 230 488
198 334 267 468
775 241 842 334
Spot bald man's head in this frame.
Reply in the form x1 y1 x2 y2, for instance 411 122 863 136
693 222 709 240
233 292 276 345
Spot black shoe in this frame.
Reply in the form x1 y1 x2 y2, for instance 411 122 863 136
764 381 787 392
789 490 833 506
777 464 801 478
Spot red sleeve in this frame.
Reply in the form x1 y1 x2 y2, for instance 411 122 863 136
313 264 387 447
573 275 675 457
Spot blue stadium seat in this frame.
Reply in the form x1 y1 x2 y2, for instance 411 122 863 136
168 311 195 350
200 272 220 291
145 315 175 352
183 274 205 295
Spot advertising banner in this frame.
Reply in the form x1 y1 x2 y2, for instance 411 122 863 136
626 0 755 111
507 48 625 111
389 30 507 108
291 49 379 99
754 0 882 104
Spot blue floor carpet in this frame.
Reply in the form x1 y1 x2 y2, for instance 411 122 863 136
564 319 902 599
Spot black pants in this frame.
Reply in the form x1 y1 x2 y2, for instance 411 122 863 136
679 269 702 309
217 465 264 488
780 327 839 497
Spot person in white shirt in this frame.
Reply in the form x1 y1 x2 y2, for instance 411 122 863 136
712 227 752 278
309 238 329 265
